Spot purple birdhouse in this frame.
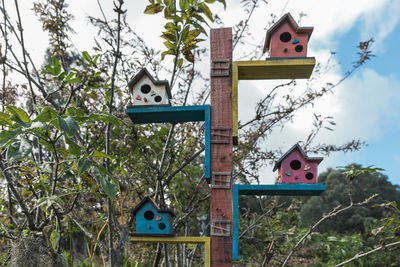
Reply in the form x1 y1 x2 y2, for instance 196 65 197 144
273 144 323 184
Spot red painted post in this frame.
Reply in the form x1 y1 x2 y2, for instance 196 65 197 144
210 28 233 266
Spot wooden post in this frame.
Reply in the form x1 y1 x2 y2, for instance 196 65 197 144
210 28 233 266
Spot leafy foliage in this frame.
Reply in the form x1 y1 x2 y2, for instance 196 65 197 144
236 166 400 266
145 0 226 63
0 0 388 266
301 165 400 233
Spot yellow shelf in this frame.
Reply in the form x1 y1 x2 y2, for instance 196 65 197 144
236 57 315 80
131 236 210 266
233 57 316 144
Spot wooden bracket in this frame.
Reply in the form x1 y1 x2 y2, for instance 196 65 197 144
211 172 231 189
211 59 230 77
211 220 231 236
211 127 231 144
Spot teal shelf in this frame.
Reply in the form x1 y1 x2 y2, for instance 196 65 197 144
237 183 326 196
126 105 209 124
232 183 326 260
126 105 211 179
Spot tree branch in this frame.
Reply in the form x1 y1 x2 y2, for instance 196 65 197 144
69 214 107 253
0 161 36 230
335 240 400 267
281 193 378 266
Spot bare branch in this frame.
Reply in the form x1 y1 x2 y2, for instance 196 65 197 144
335 240 400 267
281 193 379 266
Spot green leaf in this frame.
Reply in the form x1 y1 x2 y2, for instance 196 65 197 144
78 157 93 176
58 116 79 136
199 3 213 21
66 107 84 117
89 113 122 125
0 112 12 126
163 40 176 50
82 51 91 63
94 163 111 177
161 32 177 42
0 130 19 147
65 136 81 156
187 29 202 40
165 22 180 32
57 71 66 81
191 21 207 35
81 172 97 185
39 138 53 152
183 50 194 63
100 175 117 200
90 150 112 159
34 107 58 123
180 25 190 42
161 49 175 60
66 77 82 84
179 0 189 10
52 57 61 75
6 137 32 161
144 3 163 14
6 105 30 123
44 65 55 75
50 230 60 251
177 58 183 68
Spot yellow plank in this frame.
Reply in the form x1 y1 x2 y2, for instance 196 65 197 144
232 62 239 145
236 58 316 80
131 236 209 243
131 236 210 267
232 58 315 144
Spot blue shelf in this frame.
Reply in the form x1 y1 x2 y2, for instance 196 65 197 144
237 183 326 196
232 183 326 260
126 105 211 179
126 105 209 124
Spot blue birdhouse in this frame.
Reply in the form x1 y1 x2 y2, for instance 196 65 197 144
131 197 175 236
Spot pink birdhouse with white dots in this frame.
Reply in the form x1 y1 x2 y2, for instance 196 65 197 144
273 144 323 184
263 13 313 58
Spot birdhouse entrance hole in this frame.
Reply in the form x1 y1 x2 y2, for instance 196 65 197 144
280 32 291 42
306 172 314 180
290 160 301 170
158 223 166 230
141 84 151 94
144 210 154 220
295 45 303 53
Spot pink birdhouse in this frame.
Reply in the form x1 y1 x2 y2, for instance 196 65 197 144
273 144 323 184
263 13 313 58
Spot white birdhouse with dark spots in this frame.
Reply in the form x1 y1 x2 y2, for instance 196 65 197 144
128 68 172 107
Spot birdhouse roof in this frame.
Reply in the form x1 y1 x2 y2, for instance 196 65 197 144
263 13 314 53
131 196 175 217
273 143 323 171
128 68 172 99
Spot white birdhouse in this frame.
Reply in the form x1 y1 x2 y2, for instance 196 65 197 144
128 68 171 107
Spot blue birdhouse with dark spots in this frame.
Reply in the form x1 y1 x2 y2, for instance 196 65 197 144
131 196 175 236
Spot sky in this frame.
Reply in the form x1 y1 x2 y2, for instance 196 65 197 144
5 0 400 185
